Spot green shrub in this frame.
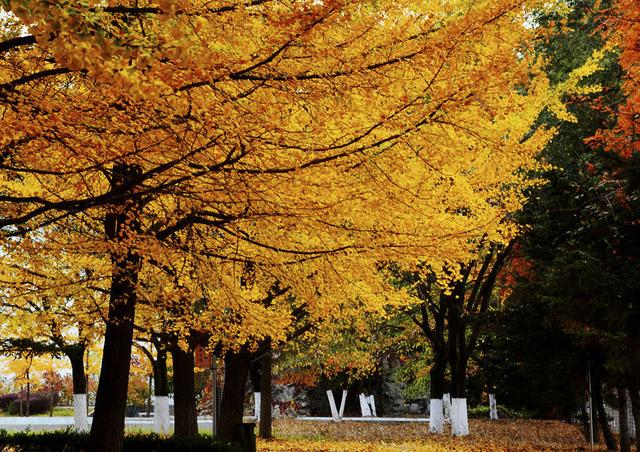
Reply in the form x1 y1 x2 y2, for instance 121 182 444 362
467 404 532 419
0 430 242 451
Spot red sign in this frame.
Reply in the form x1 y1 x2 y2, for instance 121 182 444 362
195 345 212 369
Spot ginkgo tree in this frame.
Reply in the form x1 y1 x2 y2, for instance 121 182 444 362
0 225 107 431
0 0 600 450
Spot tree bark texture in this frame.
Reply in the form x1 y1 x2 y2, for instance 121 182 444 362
68 345 89 432
592 368 617 451
153 346 169 397
172 346 199 438
618 387 631 452
89 164 142 452
67 346 87 395
628 383 640 452
259 350 272 439
448 292 467 399
588 370 601 444
219 349 251 442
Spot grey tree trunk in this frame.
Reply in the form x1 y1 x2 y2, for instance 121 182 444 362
618 387 630 452
593 371 617 451
628 384 640 452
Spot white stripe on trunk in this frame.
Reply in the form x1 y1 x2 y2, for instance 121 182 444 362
73 394 89 432
451 398 469 436
489 393 498 420
443 393 451 421
429 399 444 434
154 396 170 434
254 392 261 421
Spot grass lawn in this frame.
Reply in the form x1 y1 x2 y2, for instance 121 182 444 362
0 406 75 417
257 419 604 451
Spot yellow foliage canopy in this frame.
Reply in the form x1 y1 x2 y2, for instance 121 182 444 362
0 0 601 347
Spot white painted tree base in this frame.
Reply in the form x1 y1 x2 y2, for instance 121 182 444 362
489 393 498 420
154 396 170 434
73 394 89 432
254 392 261 421
451 398 469 436
443 393 451 421
429 399 444 434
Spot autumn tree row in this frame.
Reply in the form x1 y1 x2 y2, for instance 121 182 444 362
0 0 599 450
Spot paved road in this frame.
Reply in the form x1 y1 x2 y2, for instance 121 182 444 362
298 416 430 422
0 416 219 432
0 416 429 432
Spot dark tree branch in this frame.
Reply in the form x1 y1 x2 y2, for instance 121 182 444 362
0 68 74 92
0 35 36 54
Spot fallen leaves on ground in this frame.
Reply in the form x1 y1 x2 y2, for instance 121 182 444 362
257 419 604 451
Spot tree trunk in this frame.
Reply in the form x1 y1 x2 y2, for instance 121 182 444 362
580 403 591 442
172 346 198 439
89 164 142 452
68 346 89 432
146 374 152 417
593 369 617 451
448 295 469 437
26 377 30 417
249 359 261 422
219 349 251 442
618 387 630 452
589 368 601 444
450 398 469 436
628 383 640 452
154 347 169 397
258 350 272 439
428 352 447 434
449 327 467 399
153 346 170 434
489 393 498 420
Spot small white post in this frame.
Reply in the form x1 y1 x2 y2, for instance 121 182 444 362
359 393 372 416
443 393 451 421
368 394 377 417
326 390 339 421
338 390 347 419
254 392 261 421
489 393 498 420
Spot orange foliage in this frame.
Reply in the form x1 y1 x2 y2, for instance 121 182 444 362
590 0 640 157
